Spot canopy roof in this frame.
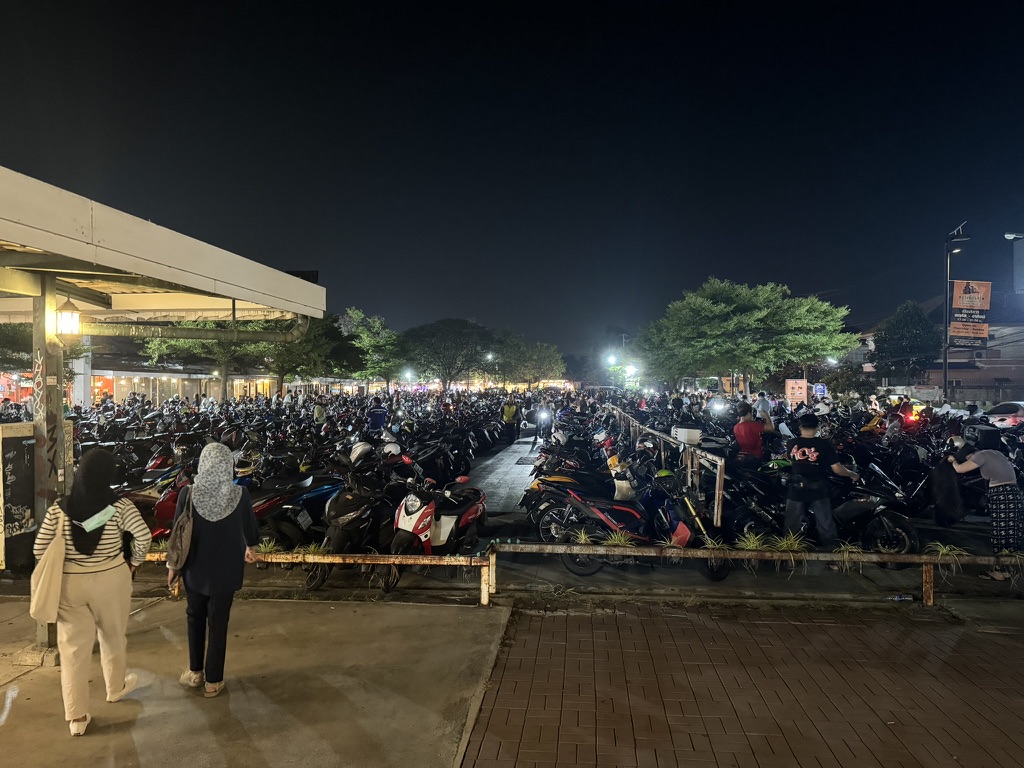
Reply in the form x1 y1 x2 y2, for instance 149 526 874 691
0 165 325 321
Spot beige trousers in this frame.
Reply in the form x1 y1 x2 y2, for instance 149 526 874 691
56 564 133 720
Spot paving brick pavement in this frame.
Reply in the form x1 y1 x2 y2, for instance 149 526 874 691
461 604 1024 768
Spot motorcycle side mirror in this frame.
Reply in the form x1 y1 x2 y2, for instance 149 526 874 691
455 475 470 484
424 477 436 487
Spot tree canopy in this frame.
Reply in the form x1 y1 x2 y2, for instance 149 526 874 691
143 316 359 399
401 318 492 390
636 278 858 385
338 307 403 388
868 301 942 384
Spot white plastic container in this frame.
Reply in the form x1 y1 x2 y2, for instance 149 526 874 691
671 427 702 445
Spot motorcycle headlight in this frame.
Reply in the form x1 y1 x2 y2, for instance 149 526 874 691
404 494 423 514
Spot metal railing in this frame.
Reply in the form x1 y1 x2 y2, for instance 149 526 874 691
145 551 493 606
605 405 727 525
145 543 1021 609
485 542 1022 607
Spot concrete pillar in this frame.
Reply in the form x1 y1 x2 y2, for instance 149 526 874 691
32 275 64 649
71 336 92 406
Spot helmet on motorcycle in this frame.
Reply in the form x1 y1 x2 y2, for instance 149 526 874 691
635 435 657 453
381 441 402 457
945 436 965 453
655 468 673 478
349 441 373 466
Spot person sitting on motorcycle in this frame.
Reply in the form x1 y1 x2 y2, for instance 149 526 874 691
366 397 389 438
785 412 860 550
532 399 554 445
897 396 914 420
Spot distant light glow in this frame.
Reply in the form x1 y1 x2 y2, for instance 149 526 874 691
607 355 616 365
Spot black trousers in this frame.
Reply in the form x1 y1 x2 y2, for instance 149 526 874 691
185 587 235 683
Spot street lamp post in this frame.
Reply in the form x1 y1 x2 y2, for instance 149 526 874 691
942 223 970 404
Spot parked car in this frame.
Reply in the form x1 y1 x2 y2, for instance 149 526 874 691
983 401 1024 428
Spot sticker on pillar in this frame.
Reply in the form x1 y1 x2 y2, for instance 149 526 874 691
46 376 57 386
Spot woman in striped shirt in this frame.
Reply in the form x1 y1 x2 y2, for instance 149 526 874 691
33 448 152 736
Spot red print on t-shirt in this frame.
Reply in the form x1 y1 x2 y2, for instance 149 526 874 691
790 446 820 462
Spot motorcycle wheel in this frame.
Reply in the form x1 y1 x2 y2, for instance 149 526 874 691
304 533 348 591
536 506 573 543
729 511 774 542
697 557 732 582
559 524 605 577
861 513 920 570
375 531 415 593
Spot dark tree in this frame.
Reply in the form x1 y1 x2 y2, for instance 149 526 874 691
402 318 492 391
868 301 942 385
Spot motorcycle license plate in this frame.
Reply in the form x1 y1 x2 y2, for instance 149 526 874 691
296 510 313 530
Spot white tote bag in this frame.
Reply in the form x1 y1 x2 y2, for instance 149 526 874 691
29 510 66 623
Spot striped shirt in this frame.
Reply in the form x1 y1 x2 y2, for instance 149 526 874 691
33 498 153 574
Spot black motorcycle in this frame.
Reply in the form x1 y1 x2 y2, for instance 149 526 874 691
303 474 406 590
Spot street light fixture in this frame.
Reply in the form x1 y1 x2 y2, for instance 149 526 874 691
1004 233 1024 241
625 364 637 377
942 223 970 403
607 355 616 366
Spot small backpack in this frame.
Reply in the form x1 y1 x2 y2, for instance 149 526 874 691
166 488 195 571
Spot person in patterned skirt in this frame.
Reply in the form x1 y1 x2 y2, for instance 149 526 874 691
949 447 1023 581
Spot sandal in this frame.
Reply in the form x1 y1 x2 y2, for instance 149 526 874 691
979 570 1010 582
69 714 91 737
204 681 225 698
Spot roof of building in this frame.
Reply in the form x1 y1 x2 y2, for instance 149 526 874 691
0 165 325 321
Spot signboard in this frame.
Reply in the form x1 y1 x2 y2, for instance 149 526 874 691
786 379 808 408
813 383 828 400
949 280 991 348
0 422 36 570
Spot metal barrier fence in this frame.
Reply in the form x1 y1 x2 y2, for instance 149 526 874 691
145 551 493 606
485 542 1022 608
146 545 1021 609
605 405 727 525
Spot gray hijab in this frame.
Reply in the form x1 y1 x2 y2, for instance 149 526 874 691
191 442 242 522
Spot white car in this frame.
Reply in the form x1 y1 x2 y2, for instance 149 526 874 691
983 401 1024 428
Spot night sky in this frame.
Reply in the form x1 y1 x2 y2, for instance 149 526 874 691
3 2 1024 355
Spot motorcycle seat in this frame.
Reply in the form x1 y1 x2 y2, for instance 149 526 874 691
436 487 484 513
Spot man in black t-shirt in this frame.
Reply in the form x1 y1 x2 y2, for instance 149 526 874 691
785 413 859 547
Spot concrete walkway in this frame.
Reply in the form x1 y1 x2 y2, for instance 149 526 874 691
0 597 509 767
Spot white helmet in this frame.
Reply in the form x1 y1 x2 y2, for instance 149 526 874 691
349 441 373 466
381 442 402 457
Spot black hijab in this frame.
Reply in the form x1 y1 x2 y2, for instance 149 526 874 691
59 449 119 556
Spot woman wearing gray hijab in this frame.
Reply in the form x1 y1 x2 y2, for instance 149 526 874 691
168 442 259 697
